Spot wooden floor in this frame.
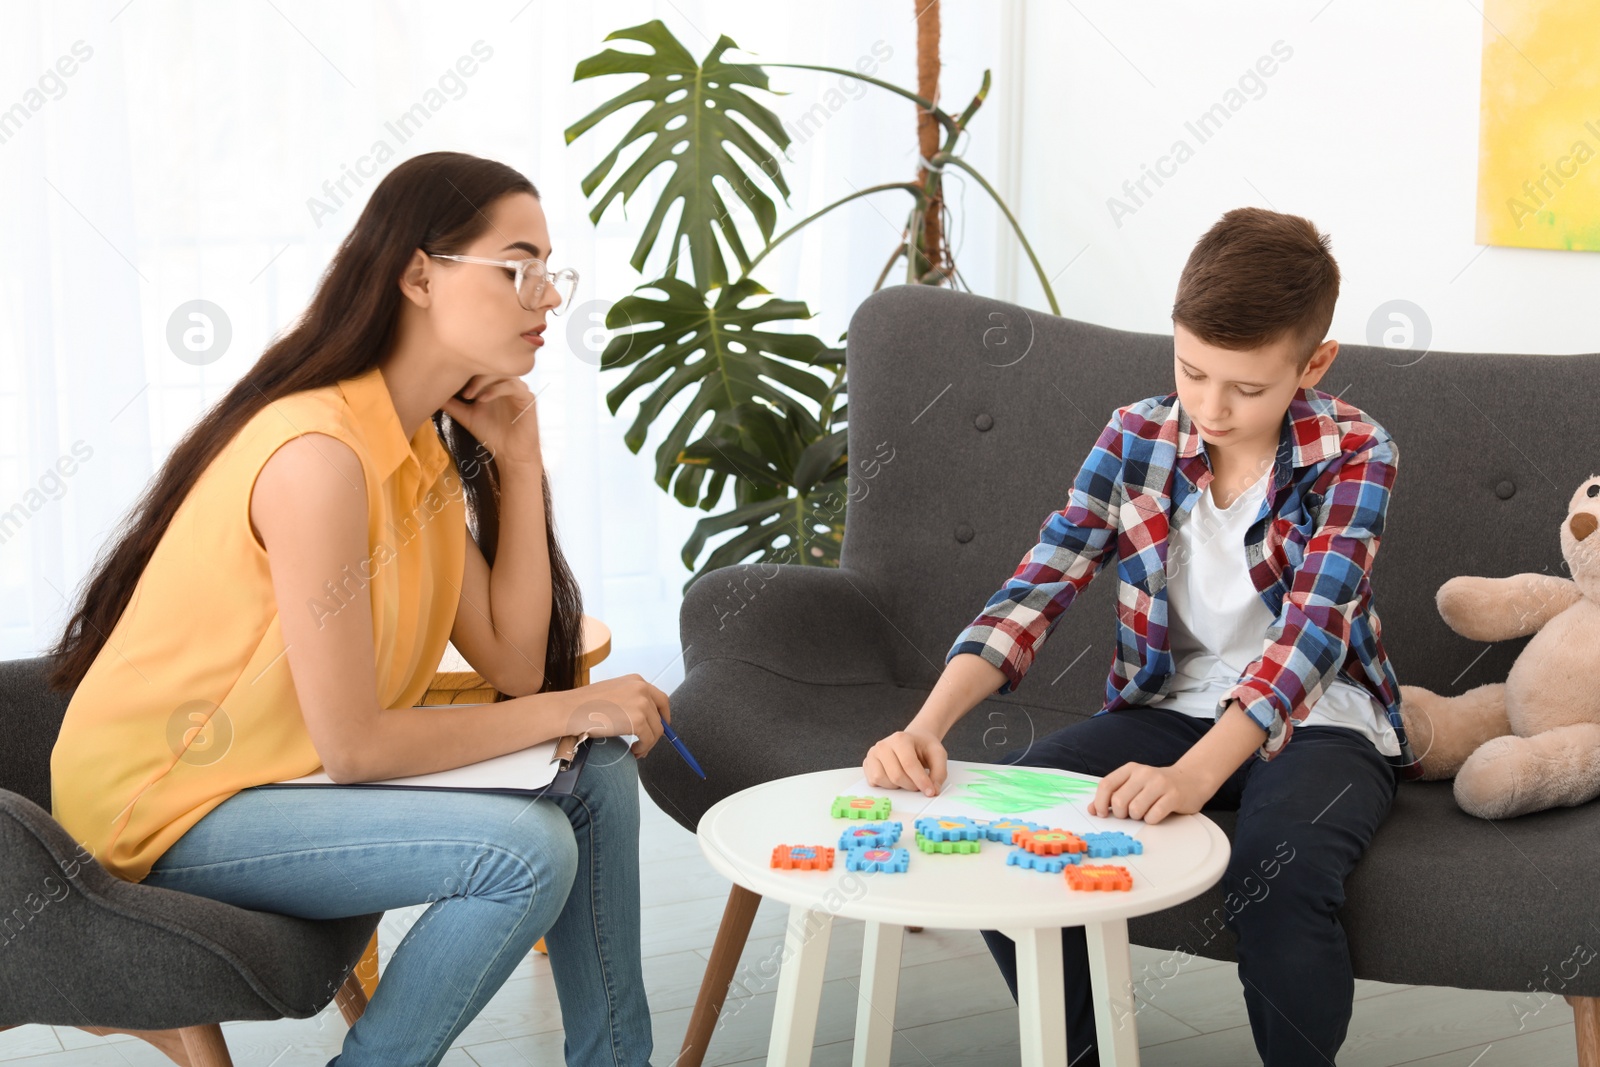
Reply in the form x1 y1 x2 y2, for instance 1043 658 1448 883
1 784 1578 1066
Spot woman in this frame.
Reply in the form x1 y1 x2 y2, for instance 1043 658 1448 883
46 151 665 1066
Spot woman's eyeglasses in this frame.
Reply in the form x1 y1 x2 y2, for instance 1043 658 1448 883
425 252 579 314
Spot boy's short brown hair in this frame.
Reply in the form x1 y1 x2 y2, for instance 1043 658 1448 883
1171 206 1340 372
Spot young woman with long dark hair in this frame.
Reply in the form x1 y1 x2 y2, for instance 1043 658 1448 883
46 151 664 1066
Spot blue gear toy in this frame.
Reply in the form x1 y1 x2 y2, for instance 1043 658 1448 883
845 847 910 873
1080 831 1144 858
1006 847 1082 873
839 821 903 850
981 817 1048 844
912 815 985 842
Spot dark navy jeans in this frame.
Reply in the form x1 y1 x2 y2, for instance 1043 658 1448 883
979 704 1398 1067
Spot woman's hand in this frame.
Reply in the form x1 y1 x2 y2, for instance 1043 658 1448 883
551 674 671 759
442 374 543 467
864 726 948 797
1089 761 1217 824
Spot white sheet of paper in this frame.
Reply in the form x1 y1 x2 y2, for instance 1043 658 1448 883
838 763 1142 839
274 738 567 793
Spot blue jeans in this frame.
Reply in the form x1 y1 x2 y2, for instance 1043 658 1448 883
142 740 652 1066
978 705 1398 1067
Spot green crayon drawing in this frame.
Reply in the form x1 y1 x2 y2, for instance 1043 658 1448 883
954 767 1098 814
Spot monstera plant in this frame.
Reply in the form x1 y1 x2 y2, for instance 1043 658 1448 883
565 17 1057 588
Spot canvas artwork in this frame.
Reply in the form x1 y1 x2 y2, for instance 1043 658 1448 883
1476 0 1600 251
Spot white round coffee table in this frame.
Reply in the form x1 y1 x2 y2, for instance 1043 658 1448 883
696 760 1231 1066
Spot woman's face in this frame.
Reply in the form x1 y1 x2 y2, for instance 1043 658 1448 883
422 191 561 377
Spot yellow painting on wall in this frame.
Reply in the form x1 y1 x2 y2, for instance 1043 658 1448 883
1476 0 1600 251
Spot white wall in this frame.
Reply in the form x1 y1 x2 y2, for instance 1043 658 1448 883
995 0 1600 357
8 0 1588 686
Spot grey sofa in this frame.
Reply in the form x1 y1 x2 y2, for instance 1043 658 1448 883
644 283 1600 1064
0 655 381 1065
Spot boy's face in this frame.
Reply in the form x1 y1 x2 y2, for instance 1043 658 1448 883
1172 322 1337 465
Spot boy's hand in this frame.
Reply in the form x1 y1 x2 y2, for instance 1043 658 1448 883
1089 700 1263 822
1089 761 1218 824
864 727 948 797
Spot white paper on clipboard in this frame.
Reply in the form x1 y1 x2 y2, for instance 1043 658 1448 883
272 737 569 793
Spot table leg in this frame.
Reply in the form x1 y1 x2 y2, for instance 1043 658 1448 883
852 921 904 1067
1086 918 1140 1065
1007 926 1067 1067
767 903 834 1066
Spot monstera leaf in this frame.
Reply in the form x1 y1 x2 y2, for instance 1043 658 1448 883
677 402 849 583
565 20 791 292
600 277 842 507
566 17 1049 582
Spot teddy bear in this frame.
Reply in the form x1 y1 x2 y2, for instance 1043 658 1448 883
1398 474 1600 819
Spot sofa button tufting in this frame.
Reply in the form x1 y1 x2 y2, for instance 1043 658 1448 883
974 413 994 431
955 524 975 543
1496 480 1516 500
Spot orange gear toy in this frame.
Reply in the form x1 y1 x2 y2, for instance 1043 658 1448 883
1013 828 1087 856
1064 864 1133 891
770 844 835 871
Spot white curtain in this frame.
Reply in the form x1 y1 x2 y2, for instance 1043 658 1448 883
0 0 1008 686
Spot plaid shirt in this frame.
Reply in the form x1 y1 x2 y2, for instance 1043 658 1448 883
948 387 1422 780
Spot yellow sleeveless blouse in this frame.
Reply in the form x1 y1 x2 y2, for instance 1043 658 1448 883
50 365 465 882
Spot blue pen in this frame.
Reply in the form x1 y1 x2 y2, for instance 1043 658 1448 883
660 722 706 779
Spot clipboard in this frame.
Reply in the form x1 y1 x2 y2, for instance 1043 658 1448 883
261 734 592 798
540 734 590 797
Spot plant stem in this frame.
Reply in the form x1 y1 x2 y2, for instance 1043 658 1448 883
872 239 907 292
738 182 923 283
934 153 1061 315
952 69 991 131
764 63 956 137
904 203 925 284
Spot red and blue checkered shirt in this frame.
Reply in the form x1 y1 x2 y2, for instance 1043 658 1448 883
948 387 1422 780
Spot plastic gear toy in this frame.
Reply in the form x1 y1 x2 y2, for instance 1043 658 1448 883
1080 831 1144 858
839 821 903 850
1005 847 1080 873
914 831 982 855
1013 828 1088 856
1064 864 1134 891
844 847 910 873
770 844 835 871
982 817 1048 844
832 795 893 820
912 815 985 842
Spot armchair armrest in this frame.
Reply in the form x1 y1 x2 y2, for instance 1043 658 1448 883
0 790 378 1029
680 564 897 684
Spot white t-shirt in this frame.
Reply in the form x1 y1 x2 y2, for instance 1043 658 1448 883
1144 466 1401 756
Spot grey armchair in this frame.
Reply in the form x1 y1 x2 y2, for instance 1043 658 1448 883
642 284 1600 1066
0 655 380 1066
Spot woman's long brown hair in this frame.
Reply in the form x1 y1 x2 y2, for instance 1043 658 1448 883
47 151 584 699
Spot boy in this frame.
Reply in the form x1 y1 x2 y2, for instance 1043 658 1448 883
862 206 1422 1066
